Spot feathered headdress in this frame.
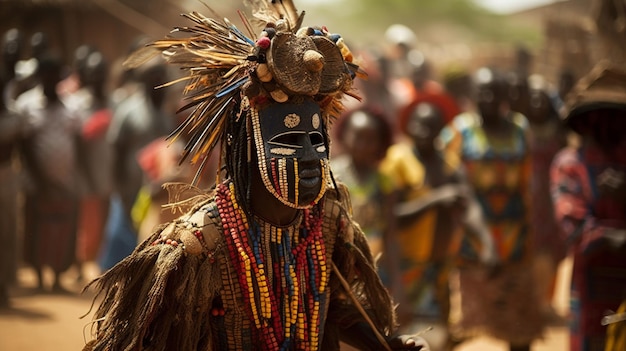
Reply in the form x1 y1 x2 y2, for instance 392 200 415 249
125 0 364 184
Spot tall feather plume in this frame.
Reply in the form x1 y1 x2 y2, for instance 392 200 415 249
123 10 256 184
122 0 360 185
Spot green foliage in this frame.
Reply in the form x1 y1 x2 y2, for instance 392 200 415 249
302 0 542 46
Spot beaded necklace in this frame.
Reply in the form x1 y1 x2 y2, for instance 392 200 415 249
216 181 328 350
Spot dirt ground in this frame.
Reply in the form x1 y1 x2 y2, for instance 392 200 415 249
0 259 573 351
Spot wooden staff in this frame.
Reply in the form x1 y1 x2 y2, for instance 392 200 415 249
331 262 392 351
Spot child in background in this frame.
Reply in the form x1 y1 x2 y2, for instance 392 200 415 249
331 106 394 261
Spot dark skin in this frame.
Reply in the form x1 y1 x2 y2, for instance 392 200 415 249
23 56 89 292
391 103 471 327
393 101 498 264
411 107 465 262
476 73 517 143
341 324 427 350
526 87 568 148
249 116 428 350
585 110 626 206
341 110 386 182
339 109 402 305
395 102 466 231
407 103 446 182
527 88 552 124
456 69 531 351
507 72 530 117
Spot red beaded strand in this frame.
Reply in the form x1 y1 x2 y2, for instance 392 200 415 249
216 181 327 350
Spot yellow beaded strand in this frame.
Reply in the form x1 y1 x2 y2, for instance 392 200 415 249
279 158 289 201
293 158 299 206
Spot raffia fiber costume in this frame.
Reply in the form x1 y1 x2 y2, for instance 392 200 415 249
84 181 395 350
81 1 409 350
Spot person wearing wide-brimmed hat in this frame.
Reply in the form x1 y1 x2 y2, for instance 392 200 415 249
550 61 626 351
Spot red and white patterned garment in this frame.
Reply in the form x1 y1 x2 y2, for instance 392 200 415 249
551 145 626 351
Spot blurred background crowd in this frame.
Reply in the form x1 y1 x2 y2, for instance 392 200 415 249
0 0 625 350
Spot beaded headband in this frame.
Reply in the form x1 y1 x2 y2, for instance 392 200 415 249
125 0 364 183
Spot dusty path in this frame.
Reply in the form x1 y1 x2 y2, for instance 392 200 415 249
0 263 99 351
0 260 572 351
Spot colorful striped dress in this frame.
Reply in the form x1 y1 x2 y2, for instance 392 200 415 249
379 142 465 322
441 112 544 345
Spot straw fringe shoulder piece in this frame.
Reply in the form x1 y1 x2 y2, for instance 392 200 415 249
82 182 396 350
81 1 395 349
121 2 364 185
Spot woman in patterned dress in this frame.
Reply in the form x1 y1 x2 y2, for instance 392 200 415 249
441 67 544 351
